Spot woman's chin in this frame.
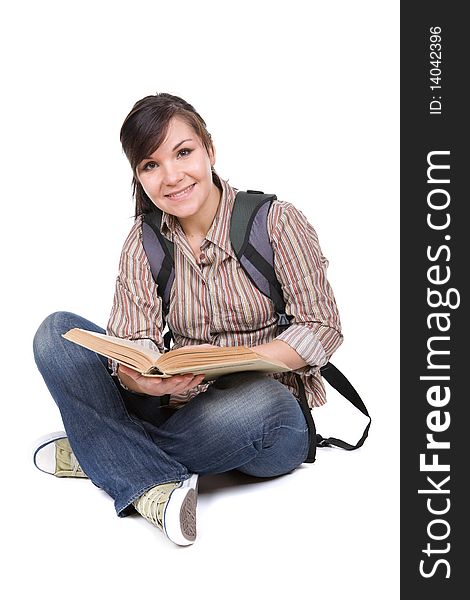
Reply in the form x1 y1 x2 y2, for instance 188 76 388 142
168 206 199 221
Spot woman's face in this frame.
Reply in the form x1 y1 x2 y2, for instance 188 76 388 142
135 116 218 222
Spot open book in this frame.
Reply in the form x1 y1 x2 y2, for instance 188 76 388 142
62 328 291 380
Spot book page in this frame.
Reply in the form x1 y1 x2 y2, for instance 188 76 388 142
62 329 162 372
71 330 162 359
156 345 288 372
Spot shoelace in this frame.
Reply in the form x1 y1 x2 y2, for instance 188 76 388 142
55 439 85 476
70 452 82 476
134 482 180 529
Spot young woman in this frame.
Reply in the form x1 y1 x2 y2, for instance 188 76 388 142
33 93 343 546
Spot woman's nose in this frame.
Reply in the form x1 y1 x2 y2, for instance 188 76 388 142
162 163 183 186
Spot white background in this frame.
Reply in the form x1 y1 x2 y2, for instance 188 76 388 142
0 1 399 598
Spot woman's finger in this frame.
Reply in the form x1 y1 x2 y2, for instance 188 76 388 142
118 365 142 380
118 366 204 396
148 374 195 395
165 374 204 394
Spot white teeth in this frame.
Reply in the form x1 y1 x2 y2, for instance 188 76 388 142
167 184 194 198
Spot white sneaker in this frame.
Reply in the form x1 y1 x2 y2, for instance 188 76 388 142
133 474 199 546
33 431 88 478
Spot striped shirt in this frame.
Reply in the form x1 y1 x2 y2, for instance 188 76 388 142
107 178 343 408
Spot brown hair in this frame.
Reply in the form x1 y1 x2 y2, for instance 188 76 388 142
120 93 222 216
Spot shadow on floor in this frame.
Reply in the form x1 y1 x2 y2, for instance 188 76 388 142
197 466 307 494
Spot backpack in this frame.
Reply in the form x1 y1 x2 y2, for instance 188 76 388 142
141 190 371 463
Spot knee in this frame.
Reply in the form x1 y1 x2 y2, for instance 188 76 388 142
33 311 79 366
237 373 297 418
208 373 299 428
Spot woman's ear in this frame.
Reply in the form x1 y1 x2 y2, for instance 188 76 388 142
209 144 216 167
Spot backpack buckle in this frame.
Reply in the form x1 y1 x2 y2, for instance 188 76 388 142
316 434 331 448
277 313 290 328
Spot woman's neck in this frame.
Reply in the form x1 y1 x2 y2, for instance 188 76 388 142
178 183 221 239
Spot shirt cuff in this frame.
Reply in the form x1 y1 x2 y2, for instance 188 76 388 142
275 324 328 375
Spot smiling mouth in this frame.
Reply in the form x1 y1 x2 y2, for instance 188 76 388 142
165 183 196 199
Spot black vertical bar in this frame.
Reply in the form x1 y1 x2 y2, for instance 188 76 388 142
401 3 467 597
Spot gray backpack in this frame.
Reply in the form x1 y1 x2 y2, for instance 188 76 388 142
141 190 371 462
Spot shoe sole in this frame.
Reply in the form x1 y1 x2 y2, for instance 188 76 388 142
164 474 198 546
180 489 197 541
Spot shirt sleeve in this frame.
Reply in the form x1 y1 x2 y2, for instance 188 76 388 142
106 217 165 375
268 201 343 374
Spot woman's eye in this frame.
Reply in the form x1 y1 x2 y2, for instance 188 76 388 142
143 161 158 171
177 148 192 158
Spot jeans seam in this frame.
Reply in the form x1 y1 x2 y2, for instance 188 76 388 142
109 374 161 444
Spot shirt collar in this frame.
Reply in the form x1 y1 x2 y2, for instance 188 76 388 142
160 177 238 258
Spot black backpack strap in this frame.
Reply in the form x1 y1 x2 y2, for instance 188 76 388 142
295 366 371 461
317 362 371 450
230 191 290 329
295 374 317 463
141 211 175 350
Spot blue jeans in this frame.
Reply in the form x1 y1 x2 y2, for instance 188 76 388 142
33 312 309 516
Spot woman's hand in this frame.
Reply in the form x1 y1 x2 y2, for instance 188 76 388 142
118 365 206 396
